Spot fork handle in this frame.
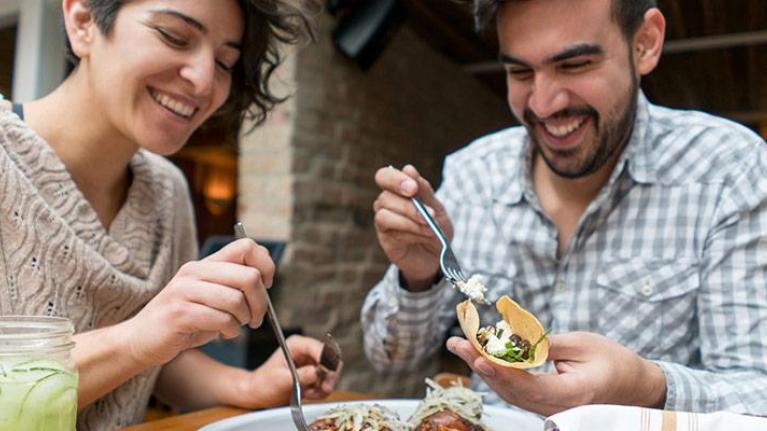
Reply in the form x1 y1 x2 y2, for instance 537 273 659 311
412 197 449 248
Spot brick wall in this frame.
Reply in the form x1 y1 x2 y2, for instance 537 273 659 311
239 15 510 397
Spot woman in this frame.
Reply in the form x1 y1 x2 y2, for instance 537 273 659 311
0 0 339 429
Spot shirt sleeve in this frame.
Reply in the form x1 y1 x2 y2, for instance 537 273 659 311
654 152 767 414
361 155 470 372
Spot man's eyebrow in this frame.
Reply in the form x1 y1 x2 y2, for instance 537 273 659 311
151 9 242 51
498 43 604 68
548 43 604 63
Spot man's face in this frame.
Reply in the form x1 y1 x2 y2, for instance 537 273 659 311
498 0 640 178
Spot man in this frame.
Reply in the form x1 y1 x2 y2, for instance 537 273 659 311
362 0 767 417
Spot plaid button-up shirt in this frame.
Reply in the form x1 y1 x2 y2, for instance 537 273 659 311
362 93 767 414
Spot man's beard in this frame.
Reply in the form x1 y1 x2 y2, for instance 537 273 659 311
521 72 639 179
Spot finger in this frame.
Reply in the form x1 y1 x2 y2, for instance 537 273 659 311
401 165 443 211
446 337 484 370
173 302 241 341
297 365 320 389
374 208 435 238
181 280 252 325
205 238 276 289
373 191 434 226
374 165 420 197
285 335 324 366
177 261 268 328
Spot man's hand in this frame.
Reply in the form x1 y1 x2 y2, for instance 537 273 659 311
447 332 667 416
237 335 343 408
373 164 453 290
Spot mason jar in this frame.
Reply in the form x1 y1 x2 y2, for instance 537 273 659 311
0 316 78 431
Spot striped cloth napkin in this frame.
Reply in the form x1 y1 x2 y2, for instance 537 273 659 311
544 405 767 431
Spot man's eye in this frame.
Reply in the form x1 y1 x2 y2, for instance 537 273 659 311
560 60 591 71
156 27 187 47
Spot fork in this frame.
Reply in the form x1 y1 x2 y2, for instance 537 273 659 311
234 222 310 431
411 197 468 285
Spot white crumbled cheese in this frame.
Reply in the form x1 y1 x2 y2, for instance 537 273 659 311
484 320 513 356
455 274 487 303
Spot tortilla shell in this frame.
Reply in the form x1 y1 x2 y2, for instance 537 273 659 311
456 296 549 369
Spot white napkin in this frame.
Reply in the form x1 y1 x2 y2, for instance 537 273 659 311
544 404 767 431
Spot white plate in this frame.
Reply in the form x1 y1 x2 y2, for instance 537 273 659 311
199 399 544 431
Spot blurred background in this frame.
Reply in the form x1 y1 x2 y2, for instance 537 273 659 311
1 0 766 399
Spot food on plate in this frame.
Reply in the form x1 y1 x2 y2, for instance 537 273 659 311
456 295 549 369
309 403 410 431
454 275 488 304
408 378 488 431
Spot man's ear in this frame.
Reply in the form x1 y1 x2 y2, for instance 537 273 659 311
633 8 665 76
62 0 97 61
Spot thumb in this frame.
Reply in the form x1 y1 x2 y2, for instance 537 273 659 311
297 365 320 388
546 332 589 360
204 238 275 288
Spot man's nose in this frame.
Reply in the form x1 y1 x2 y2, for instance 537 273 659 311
527 73 570 120
179 53 215 98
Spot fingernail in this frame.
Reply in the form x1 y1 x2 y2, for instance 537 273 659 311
476 363 495 377
401 179 417 194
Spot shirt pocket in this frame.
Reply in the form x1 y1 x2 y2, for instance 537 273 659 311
594 258 699 356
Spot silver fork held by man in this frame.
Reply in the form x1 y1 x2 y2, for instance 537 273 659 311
411 197 468 283
233 222 310 431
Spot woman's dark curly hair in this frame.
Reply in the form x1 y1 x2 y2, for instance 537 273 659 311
65 0 318 131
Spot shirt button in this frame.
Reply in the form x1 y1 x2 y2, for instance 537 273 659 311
640 281 654 297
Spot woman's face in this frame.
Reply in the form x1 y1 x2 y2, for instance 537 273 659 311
84 0 244 155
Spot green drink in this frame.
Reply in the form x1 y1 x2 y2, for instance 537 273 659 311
0 317 78 431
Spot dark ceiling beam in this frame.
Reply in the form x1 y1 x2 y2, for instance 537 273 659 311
462 30 767 75
402 0 493 64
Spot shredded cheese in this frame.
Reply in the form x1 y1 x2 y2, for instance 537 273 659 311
407 379 488 430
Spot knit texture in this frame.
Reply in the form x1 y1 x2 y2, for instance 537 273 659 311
0 109 198 429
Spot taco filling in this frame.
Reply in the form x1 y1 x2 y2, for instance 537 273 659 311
476 320 547 363
456 296 549 369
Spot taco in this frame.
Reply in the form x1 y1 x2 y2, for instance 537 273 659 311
456 296 549 369
309 404 410 431
408 378 488 431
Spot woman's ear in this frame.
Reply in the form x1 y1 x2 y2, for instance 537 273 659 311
62 0 97 61
633 8 665 76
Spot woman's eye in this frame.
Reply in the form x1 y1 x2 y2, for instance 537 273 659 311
508 69 533 80
216 60 233 73
156 27 187 47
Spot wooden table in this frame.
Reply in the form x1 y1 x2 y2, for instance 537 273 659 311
122 391 375 431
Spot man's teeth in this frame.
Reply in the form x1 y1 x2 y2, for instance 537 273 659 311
544 118 585 138
150 90 196 118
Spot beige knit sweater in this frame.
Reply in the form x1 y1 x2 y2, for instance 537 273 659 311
0 110 198 430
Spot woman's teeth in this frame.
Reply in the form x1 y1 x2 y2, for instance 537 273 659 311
150 89 196 118
544 118 585 138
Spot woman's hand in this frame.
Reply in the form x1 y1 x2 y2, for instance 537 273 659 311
121 238 275 368
237 335 343 408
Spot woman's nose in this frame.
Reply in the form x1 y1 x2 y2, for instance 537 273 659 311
179 53 215 98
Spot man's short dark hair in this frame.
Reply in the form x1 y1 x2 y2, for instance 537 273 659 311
471 0 658 41
65 0 318 131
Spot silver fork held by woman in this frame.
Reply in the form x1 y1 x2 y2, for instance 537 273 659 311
233 222 310 431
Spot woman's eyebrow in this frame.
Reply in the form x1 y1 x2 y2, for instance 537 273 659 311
150 8 242 50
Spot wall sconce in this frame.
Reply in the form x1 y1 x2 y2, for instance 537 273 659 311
202 165 236 216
